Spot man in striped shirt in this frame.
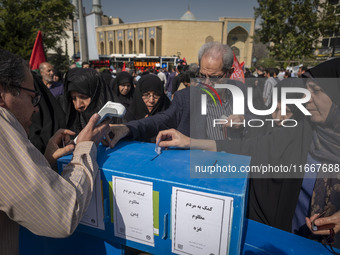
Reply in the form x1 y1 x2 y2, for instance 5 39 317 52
0 49 110 254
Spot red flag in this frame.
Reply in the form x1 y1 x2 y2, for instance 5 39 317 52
29 31 46 70
230 53 245 83
122 62 126 71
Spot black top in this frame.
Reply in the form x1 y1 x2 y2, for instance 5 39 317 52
29 72 66 153
110 71 134 109
125 74 170 121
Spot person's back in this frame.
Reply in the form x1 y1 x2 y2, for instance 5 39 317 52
263 68 278 107
29 71 66 153
165 69 176 100
171 65 184 95
157 69 167 88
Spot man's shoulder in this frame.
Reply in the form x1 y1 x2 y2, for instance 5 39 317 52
172 86 190 104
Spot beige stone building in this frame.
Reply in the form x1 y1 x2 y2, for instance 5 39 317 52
95 14 255 67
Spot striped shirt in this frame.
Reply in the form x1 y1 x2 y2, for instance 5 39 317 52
206 90 244 140
0 107 98 255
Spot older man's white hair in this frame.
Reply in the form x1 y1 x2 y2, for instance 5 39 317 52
198 42 234 73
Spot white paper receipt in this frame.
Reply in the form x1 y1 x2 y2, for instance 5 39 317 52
171 187 233 255
112 176 155 246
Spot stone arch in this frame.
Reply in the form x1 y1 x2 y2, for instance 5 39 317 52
128 40 133 54
150 39 155 56
118 41 123 54
205 36 214 43
109 41 113 54
139 39 144 54
227 26 248 62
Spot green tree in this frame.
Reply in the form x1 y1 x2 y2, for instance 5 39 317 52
0 0 74 60
47 45 70 73
255 0 337 65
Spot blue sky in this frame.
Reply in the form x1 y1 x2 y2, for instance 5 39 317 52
82 0 258 23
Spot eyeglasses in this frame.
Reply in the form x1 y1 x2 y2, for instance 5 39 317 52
142 92 161 100
10 84 41 107
198 72 226 80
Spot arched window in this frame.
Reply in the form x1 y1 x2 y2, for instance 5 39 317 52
150 39 154 56
139 39 144 54
128 40 133 54
227 26 248 62
119 41 123 54
109 41 113 54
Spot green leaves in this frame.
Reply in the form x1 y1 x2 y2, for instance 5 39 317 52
0 0 74 60
255 0 337 64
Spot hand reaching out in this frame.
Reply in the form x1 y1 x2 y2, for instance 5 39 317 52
156 129 190 149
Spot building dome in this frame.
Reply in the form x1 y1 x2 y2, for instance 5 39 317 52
180 10 196 20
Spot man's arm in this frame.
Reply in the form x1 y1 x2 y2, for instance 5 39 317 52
156 129 217 151
0 113 108 238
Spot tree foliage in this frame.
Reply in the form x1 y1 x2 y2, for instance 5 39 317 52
0 0 74 60
255 0 337 65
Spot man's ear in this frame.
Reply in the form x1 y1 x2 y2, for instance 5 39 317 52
0 86 7 107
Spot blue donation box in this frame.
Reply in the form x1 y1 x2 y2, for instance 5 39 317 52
42 141 251 254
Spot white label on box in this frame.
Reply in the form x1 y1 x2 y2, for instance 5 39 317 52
171 187 233 255
79 171 105 230
112 176 154 246
62 165 105 230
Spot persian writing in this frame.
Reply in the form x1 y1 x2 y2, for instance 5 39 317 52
185 203 213 211
123 189 145 197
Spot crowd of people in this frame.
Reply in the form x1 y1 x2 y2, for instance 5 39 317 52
0 40 340 253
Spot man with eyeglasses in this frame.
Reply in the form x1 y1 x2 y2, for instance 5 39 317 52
0 49 110 254
107 42 247 147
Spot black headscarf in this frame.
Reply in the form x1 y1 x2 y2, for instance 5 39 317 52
304 58 340 164
110 71 134 108
29 71 66 153
305 58 340 247
100 69 114 90
126 74 170 121
63 68 113 135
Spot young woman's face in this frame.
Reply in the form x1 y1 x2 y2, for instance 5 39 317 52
142 91 161 112
119 83 131 96
305 80 333 124
271 102 293 126
70 91 91 112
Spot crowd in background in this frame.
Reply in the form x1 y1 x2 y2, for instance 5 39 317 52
1 41 340 253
